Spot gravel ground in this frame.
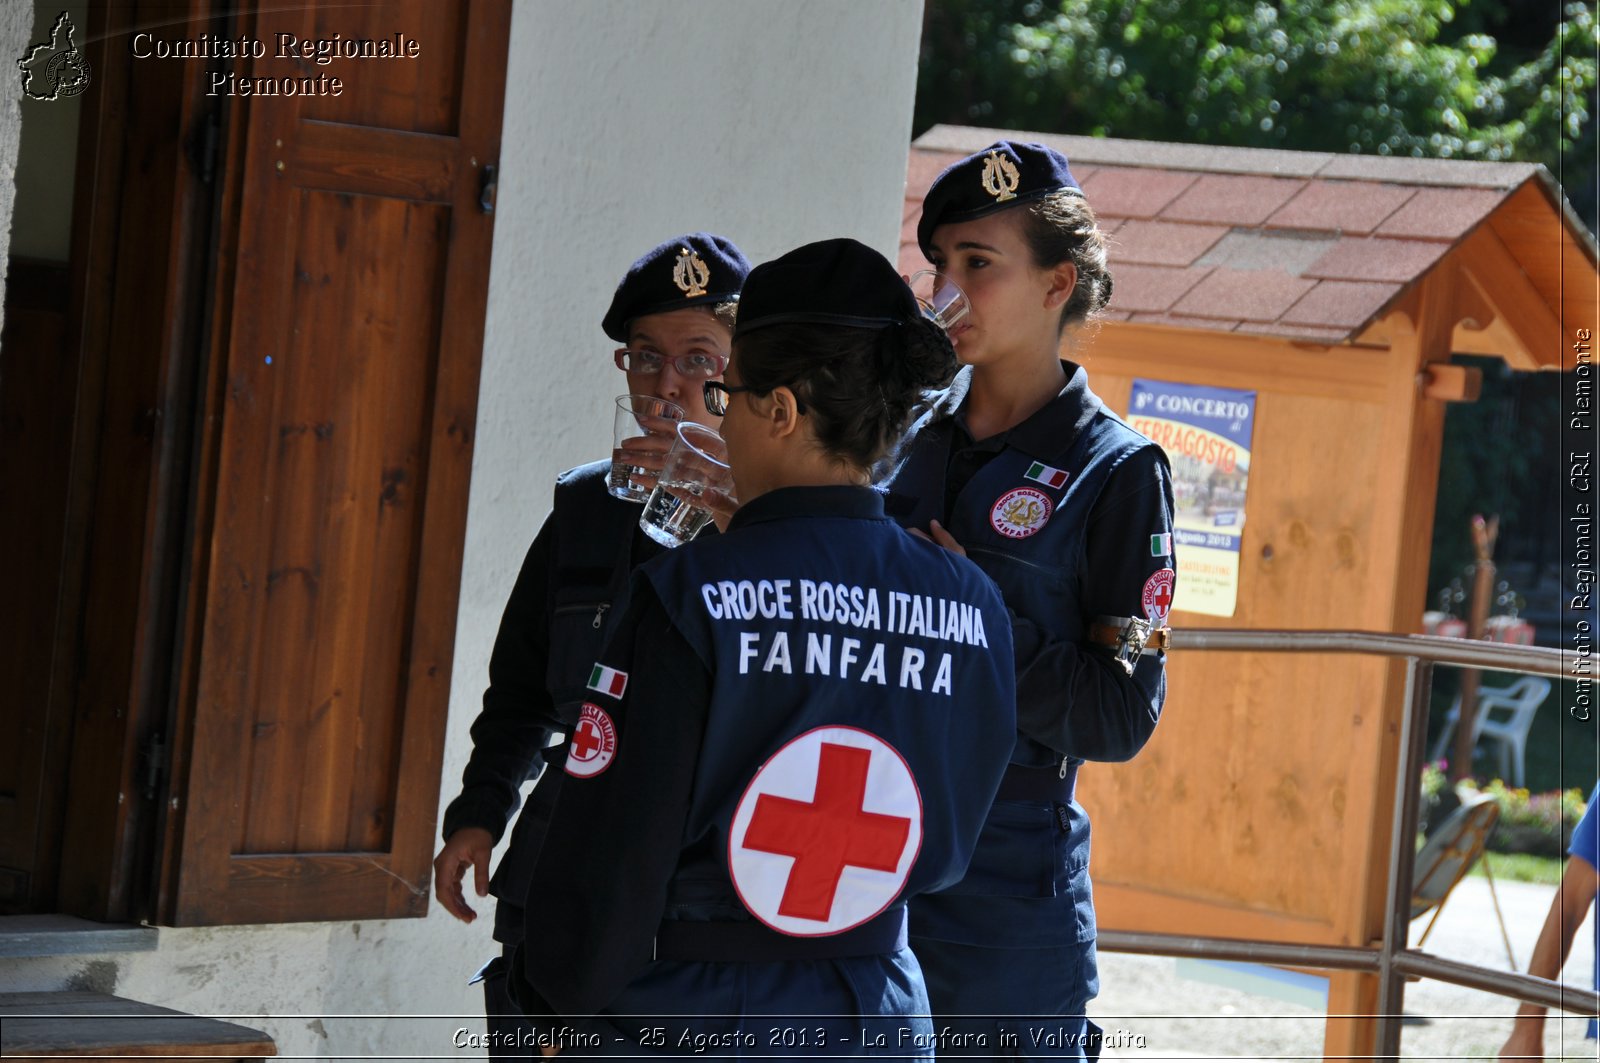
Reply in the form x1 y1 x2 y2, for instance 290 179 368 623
1089 878 1596 1061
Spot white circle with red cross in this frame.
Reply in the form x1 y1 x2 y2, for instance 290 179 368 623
1142 567 1176 623
728 726 922 937
564 703 617 779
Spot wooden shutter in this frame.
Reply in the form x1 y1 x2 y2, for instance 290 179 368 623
161 0 511 925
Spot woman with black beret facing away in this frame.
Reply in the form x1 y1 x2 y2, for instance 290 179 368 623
883 142 1176 1059
514 238 1017 1057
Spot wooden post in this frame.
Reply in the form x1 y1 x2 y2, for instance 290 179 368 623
1451 515 1499 782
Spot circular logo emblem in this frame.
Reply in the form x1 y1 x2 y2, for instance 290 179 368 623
1142 567 1176 622
989 487 1053 539
47 50 91 98
564 703 617 778
728 726 922 937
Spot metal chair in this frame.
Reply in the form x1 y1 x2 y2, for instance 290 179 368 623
1427 675 1550 787
1410 791 1515 966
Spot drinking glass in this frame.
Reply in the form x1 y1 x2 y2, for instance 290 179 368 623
609 394 685 502
908 270 970 331
639 423 733 548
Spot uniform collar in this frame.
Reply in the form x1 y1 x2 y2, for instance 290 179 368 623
726 484 886 531
928 360 1103 463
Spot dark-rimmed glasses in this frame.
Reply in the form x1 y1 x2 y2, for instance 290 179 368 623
614 348 728 379
703 380 807 417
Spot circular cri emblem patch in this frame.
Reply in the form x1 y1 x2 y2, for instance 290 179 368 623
728 727 922 937
1142 567 1176 623
990 487 1053 539
564 703 617 778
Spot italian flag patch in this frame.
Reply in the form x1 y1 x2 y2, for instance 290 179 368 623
587 663 628 699
1151 532 1172 556
1024 461 1069 489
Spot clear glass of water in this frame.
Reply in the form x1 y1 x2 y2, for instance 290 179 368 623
609 394 685 502
908 270 970 331
640 423 732 548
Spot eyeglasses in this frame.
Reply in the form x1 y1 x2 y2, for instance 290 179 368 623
614 348 728 379
703 380 807 417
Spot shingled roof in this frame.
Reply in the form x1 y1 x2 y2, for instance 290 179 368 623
902 125 1597 367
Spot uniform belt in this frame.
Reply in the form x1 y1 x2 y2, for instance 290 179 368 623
995 761 1077 803
652 905 908 963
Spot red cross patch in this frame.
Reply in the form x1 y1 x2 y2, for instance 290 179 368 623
564 703 617 779
1142 567 1176 623
728 726 922 936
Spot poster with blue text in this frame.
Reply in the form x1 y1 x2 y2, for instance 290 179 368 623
1128 380 1257 617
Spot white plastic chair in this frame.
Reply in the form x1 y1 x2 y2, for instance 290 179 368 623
1427 676 1551 787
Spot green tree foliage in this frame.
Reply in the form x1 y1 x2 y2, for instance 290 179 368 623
916 0 1597 226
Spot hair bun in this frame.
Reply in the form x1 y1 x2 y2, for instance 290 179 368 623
888 317 958 392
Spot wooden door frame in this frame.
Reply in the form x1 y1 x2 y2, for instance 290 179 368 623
43 0 227 922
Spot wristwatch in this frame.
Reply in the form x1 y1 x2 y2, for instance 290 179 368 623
1087 615 1171 676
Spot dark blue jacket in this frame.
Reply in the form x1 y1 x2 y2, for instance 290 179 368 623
440 460 660 942
520 485 1016 1017
882 362 1174 947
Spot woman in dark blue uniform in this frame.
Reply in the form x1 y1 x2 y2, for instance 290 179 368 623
432 234 748 1059
883 142 1177 1059
514 239 1017 1057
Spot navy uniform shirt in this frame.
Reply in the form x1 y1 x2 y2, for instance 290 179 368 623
518 485 1017 1018
882 361 1175 947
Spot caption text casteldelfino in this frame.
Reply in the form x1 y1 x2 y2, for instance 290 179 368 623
130 32 420 97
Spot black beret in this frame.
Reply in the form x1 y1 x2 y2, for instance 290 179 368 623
916 141 1082 256
734 238 919 337
601 233 751 342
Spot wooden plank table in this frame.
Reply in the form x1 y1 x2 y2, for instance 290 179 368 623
0 991 274 1058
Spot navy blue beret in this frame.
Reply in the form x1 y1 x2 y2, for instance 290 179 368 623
601 233 750 342
916 141 1082 256
733 238 920 337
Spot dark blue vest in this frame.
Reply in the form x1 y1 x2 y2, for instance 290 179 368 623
882 365 1172 948
640 486 1016 933
887 376 1157 771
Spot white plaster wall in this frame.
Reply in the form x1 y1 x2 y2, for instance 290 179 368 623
3 2 924 1059
0 0 36 332
10 0 87 262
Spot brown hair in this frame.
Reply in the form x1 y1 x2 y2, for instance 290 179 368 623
733 318 956 471
1020 191 1114 332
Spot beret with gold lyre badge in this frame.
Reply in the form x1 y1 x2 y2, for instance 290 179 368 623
602 232 751 342
916 141 1082 258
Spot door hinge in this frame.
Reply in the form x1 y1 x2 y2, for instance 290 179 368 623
478 163 497 214
139 732 168 801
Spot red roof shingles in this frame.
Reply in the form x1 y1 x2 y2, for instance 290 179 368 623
1112 264 1214 313
900 131 1535 342
1267 180 1416 235
1171 267 1317 322
1111 220 1229 267
1163 174 1308 226
1079 167 1200 219
1281 280 1404 329
1305 238 1448 283
1375 188 1505 240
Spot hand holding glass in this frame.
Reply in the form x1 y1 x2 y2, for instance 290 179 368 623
908 270 970 331
609 394 685 502
640 423 734 548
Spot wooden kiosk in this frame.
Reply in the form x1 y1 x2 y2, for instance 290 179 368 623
901 125 1597 1056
